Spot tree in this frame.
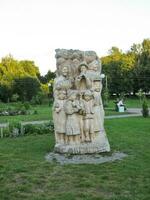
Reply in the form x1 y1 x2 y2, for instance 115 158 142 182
132 39 150 92
0 55 42 102
12 77 41 101
19 60 40 77
38 70 56 84
0 84 12 102
101 47 135 95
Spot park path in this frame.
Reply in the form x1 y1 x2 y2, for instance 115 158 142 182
105 108 143 119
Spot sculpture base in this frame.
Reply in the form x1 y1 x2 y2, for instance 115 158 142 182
45 152 127 165
54 132 110 154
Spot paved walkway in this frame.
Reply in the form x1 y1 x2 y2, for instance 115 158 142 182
105 108 143 119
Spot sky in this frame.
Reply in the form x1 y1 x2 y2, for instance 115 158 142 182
0 0 150 75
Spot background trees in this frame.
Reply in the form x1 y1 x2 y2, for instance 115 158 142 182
12 77 41 101
0 55 55 103
0 38 150 102
101 39 150 96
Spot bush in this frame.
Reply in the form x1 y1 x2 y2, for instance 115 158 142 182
142 100 149 118
0 120 54 138
12 77 41 101
0 84 12 103
23 121 54 135
23 102 30 110
33 110 38 114
31 92 45 105
9 122 21 137
0 102 31 116
102 89 110 107
11 93 19 102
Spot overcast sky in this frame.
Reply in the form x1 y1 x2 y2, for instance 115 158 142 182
0 0 150 75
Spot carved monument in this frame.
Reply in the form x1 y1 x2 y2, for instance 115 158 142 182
53 49 110 154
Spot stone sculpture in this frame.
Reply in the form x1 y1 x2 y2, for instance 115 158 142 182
53 49 110 154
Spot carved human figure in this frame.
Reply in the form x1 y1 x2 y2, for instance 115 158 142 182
84 51 97 64
53 90 67 144
75 63 92 91
53 49 110 154
64 90 81 144
87 60 101 85
93 80 104 132
82 90 94 142
53 66 73 97
71 58 80 78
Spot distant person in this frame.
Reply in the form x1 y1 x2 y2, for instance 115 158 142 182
117 99 124 107
117 99 126 111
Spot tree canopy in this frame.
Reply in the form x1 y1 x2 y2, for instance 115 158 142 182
0 55 55 102
101 39 150 95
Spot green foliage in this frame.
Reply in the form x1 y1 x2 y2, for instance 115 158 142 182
102 47 135 95
0 102 31 116
11 93 19 102
38 70 56 84
9 122 20 136
31 91 45 105
0 55 41 102
12 77 41 101
142 99 149 118
0 84 12 102
23 122 54 135
101 39 150 95
136 89 145 103
102 88 110 107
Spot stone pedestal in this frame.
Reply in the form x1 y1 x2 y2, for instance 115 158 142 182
53 49 110 154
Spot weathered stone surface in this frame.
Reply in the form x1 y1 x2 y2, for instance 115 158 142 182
53 49 110 154
45 152 127 165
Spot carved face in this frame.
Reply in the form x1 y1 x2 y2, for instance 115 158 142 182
58 90 67 100
83 91 93 101
89 60 99 71
62 66 68 77
80 65 87 73
94 81 101 92
68 92 77 101
93 61 99 71
73 58 80 65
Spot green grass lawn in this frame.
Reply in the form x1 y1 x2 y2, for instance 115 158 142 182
107 97 150 109
0 117 150 200
0 103 52 124
1 97 148 125
104 97 150 116
104 108 130 116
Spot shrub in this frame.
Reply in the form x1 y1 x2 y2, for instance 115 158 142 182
33 110 38 115
31 92 45 105
23 102 31 110
11 93 19 102
102 89 110 107
23 121 54 135
142 100 149 118
9 122 21 137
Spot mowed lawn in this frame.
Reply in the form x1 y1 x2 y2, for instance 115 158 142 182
1 97 149 125
0 117 150 200
0 103 52 124
106 97 150 109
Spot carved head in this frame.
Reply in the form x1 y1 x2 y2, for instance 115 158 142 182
61 66 68 77
57 90 67 100
83 90 94 101
88 60 101 71
84 51 97 64
67 90 78 101
93 81 101 92
78 62 88 73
